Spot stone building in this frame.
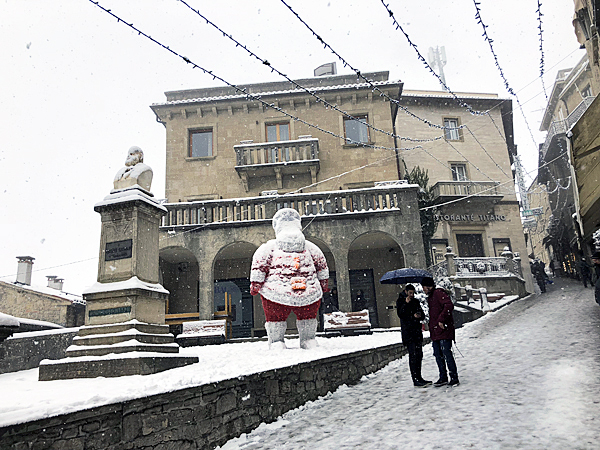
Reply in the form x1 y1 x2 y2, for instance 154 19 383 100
570 2 600 254
150 71 531 336
0 257 85 328
538 54 596 273
523 176 553 268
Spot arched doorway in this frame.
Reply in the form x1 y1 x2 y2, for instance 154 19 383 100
213 242 258 338
159 247 199 314
348 232 404 328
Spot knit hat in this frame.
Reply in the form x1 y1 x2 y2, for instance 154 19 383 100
420 277 435 287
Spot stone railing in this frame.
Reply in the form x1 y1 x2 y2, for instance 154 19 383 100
431 181 501 199
454 257 509 277
429 247 523 279
429 260 449 279
161 186 410 228
234 138 319 166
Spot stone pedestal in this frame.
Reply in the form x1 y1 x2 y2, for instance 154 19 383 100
39 182 198 381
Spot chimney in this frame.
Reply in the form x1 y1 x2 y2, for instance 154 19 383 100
46 275 64 291
16 256 35 285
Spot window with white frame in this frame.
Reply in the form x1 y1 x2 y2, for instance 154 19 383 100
344 115 369 144
189 129 213 158
443 118 461 140
451 163 468 181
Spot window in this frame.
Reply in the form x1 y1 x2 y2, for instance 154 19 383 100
492 238 512 257
266 123 289 142
189 129 213 158
451 163 468 181
344 115 369 144
582 84 593 98
444 118 461 140
456 234 485 257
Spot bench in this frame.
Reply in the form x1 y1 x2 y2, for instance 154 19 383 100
323 310 372 336
175 320 227 347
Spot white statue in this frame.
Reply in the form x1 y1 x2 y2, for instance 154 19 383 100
113 146 153 192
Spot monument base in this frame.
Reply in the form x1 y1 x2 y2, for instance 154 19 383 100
83 282 169 325
38 321 198 381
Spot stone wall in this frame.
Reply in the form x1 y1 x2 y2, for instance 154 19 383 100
0 329 77 375
0 342 408 450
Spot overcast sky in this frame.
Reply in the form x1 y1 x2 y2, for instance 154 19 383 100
0 0 585 295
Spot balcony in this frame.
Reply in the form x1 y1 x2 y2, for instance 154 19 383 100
160 185 414 229
234 138 320 191
431 181 503 203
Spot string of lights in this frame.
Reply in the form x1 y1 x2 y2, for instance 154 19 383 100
536 0 549 100
88 0 514 193
87 0 422 154
471 0 540 149
378 0 487 117
174 0 440 144
420 151 572 211
464 125 511 178
278 0 515 180
278 0 472 132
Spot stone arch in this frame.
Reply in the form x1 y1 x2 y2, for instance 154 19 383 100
347 231 405 328
159 246 200 314
212 241 258 338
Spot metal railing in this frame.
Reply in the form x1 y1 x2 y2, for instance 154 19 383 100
234 138 319 166
540 96 595 160
161 185 411 228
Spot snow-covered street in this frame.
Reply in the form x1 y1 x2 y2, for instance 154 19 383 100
218 279 600 450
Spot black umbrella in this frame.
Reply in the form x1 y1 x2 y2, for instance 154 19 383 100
379 268 433 285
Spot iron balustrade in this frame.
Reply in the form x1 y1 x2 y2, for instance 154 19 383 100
161 186 411 228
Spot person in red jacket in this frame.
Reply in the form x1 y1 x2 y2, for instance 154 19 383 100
421 277 459 387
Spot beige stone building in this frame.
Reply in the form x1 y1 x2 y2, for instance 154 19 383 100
151 71 531 336
524 176 553 267
0 257 85 328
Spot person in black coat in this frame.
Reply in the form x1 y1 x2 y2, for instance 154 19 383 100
592 252 600 305
397 284 431 387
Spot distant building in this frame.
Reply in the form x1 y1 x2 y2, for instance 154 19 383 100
538 54 595 274
0 257 85 328
150 71 531 336
524 176 553 267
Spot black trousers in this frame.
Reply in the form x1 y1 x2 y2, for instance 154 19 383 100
406 340 424 382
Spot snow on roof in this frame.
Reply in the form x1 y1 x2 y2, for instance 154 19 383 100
0 312 19 327
152 79 401 107
83 276 169 295
0 280 84 305
94 188 168 212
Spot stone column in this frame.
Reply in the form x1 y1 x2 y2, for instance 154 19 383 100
445 246 456 276
331 247 352 312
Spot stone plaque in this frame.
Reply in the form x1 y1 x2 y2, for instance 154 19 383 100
105 239 133 261
89 306 132 317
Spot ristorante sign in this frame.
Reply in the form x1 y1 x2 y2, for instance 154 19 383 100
434 213 507 222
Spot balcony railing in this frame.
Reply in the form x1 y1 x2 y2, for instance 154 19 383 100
234 137 319 166
431 181 502 201
234 138 320 191
540 96 595 160
454 257 509 277
161 185 412 228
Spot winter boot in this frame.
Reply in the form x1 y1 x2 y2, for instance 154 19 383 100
265 321 287 350
448 378 460 387
297 318 318 349
434 378 448 387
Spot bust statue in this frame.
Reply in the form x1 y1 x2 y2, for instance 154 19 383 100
113 146 153 192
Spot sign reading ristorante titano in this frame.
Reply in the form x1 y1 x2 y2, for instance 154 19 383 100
434 213 506 222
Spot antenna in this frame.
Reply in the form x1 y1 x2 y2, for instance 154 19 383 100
427 46 447 86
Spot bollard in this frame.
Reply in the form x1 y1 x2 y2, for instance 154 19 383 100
479 287 490 312
465 285 474 304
